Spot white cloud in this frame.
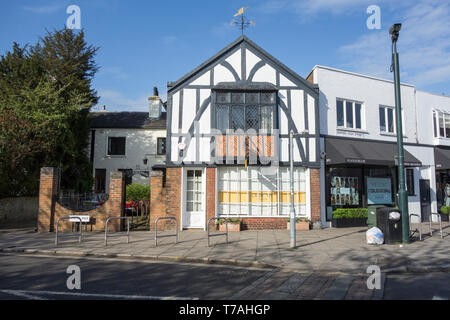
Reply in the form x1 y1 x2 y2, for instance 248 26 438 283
295 0 375 15
96 89 150 112
98 67 130 81
211 22 234 37
23 4 63 14
337 1 450 90
163 36 178 45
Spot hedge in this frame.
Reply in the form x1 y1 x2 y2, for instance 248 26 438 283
332 208 368 219
440 206 450 214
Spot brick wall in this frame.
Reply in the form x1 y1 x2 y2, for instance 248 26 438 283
150 167 182 230
38 167 58 232
241 218 287 230
310 168 321 222
205 168 216 227
150 169 166 229
148 166 322 231
37 167 124 232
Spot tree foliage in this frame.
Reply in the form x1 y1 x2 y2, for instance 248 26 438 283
126 184 151 202
0 28 99 197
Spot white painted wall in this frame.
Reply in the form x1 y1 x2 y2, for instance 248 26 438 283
90 128 166 190
312 65 450 224
314 66 417 143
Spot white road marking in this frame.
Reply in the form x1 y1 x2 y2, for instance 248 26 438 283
0 289 198 300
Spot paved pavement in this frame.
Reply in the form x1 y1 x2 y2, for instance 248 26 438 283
0 222 449 273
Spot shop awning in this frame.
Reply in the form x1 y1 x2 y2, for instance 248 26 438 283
434 147 450 170
325 138 422 167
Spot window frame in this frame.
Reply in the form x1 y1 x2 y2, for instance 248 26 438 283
336 98 365 130
379 105 396 134
379 105 406 135
406 168 415 196
157 137 166 155
213 90 277 133
107 136 126 156
432 109 450 139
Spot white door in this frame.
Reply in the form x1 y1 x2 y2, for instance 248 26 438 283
183 169 204 228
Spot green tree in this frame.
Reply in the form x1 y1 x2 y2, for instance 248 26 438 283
126 184 151 202
0 28 99 197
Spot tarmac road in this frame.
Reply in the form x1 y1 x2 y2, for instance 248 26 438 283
0 253 448 300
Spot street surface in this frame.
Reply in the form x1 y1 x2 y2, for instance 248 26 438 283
0 253 448 300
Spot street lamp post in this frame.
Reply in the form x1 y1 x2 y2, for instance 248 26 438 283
390 23 409 243
289 130 296 248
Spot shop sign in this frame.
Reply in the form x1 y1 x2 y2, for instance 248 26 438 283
367 177 392 204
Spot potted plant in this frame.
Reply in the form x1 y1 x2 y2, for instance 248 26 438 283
286 217 311 231
217 218 242 232
439 206 450 222
331 208 368 228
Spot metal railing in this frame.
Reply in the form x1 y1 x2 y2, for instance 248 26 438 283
55 216 82 245
105 217 130 246
429 213 443 239
154 217 178 247
207 217 228 247
409 213 422 241
56 191 108 212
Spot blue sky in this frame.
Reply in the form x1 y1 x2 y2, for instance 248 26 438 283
1 0 449 111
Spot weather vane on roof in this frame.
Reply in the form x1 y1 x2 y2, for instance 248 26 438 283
230 7 255 35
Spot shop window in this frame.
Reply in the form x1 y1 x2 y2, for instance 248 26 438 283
218 167 307 217
330 176 360 206
336 99 363 130
406 169 415 196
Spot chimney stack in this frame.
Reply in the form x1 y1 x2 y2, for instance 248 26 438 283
148 86 162 119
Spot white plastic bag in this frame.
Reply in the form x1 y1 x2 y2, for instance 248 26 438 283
389 211 401 221
366 227 384 245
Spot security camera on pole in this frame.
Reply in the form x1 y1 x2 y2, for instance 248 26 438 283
389 23 410 244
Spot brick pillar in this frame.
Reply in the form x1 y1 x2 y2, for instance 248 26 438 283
150 169 166 229
108 171 125 231
165 168 182 229
205 168 216 226
310 168 321 222
38 167 59 232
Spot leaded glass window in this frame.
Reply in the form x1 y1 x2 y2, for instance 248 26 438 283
246 106 259 130
216 92 231 103
231 106 245 130
214 90 276 133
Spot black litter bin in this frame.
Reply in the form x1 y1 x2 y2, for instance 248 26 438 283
367 205 393 229
376 207 402 244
